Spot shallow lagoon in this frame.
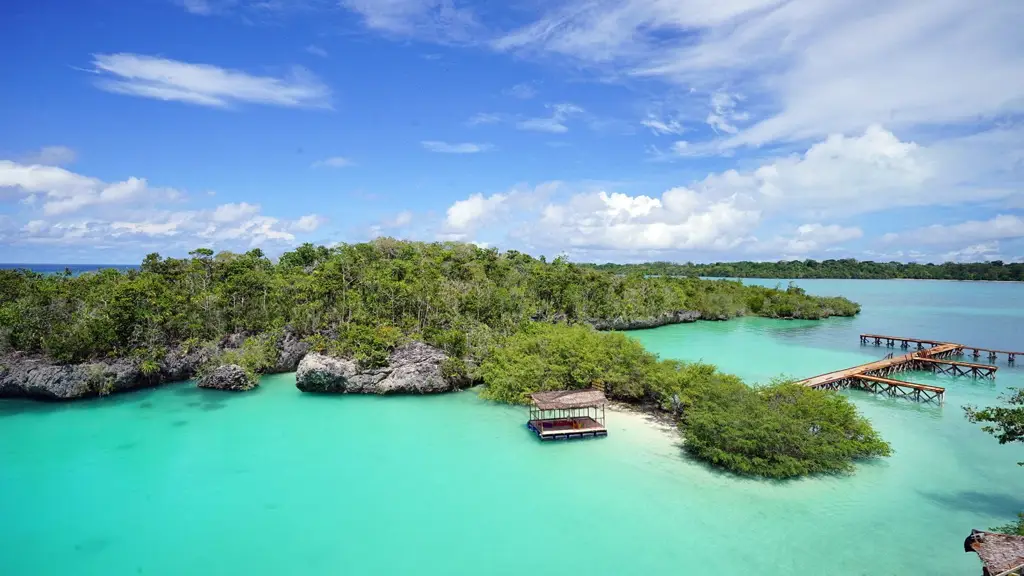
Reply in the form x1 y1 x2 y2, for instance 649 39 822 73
2 279 1023 575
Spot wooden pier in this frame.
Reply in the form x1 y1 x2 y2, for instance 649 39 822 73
797 334 1016 404
860 334 1021 362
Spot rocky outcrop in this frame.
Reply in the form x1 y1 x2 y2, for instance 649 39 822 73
296 342 461 394
0 353 160 400
1 336 266 400
269 329 310 374
198 364 255 391
589 310 702 331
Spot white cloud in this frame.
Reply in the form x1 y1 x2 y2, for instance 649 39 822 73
0 160 178 216
305 45 328 57
705 91 743 135
494 0 1024 149
292 214 327 232
180 0 214 15
528 188 760 251
445 192 507 231
91 53 331 109
20 146 77 166
421 140 493 153
1 159 322 252
212 202 261 223
517 103 583 133
884 215 1024 246
341 0 478 42
641 115 684 136
753 223 863 255
670 125 946 218
467 112 502 126
941 242 1002 263
312 156 354 168
391 210 413 227
505 82 537 99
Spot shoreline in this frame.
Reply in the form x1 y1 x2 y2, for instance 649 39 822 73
605 401 679 439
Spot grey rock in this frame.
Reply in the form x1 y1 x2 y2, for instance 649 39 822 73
269 329 310 374
295 342 460 395
0 353 153 400
589 310 702 331
198 364 255 391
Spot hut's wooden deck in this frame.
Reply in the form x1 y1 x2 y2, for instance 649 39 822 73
527 417 607 440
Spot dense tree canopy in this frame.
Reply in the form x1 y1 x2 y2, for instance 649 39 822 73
480 324 892 478
0 240 858 366
588 259 1024 281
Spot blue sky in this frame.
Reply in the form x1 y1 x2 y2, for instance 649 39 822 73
1 0 1023 264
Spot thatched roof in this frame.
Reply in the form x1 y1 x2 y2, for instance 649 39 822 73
531 389 606 410
965 529 1024 575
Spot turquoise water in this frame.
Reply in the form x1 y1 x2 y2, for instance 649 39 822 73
2 280 1023 575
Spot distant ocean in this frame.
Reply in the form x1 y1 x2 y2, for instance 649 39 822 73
0 264 139 275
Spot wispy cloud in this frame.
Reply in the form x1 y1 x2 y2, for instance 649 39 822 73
305 45 328 57
504 82 537 99
90 53 331 109
312 156 354 168
492 0 1024 149
341 0 478 42
641 114 684 136
517 103 583 133
421 141 494 153
20 146 77 166
466 112 503 126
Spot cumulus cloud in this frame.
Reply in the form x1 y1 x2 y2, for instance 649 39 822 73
753 223 863 255
0 158 323 252
0 160 180 216
90 53 331 109
883 215 1024 246
445 192 508 233
528 188 760 251
421 140 494 153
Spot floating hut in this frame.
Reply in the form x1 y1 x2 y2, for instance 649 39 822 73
965 529 1024 576
527 389 608 441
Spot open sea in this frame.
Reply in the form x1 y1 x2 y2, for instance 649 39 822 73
2 279 1023 575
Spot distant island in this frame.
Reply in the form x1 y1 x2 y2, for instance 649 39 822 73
0 239 892 478
587 259 1024 281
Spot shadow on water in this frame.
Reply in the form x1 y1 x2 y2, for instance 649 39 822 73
171 419 189 427
918 489 1024 517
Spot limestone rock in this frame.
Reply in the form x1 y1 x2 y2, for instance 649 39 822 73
589 310 702 331
295 342 460 395
198 364 256 391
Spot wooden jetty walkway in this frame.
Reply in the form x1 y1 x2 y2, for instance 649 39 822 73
796 333 1018 404
860 334 1020 362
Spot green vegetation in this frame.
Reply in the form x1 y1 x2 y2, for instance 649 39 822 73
965 388 1024 534
0 240 876 478
588 259 1024 281
480 323 891 478
0 240 858 368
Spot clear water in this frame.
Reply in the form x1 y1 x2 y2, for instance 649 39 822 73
2 279 1023 575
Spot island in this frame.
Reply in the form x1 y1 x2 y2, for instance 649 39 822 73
0 239 888 478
